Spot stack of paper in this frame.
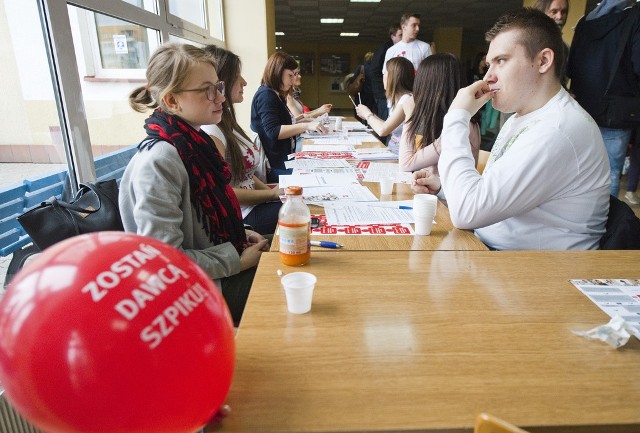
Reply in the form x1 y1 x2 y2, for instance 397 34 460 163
354 148 397 160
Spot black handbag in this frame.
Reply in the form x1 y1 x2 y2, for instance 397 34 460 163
17 179 124 250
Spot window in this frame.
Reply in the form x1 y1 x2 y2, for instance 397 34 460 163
76 9 160 79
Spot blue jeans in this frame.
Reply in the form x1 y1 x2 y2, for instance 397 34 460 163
600 127 632 197
627 140 640 193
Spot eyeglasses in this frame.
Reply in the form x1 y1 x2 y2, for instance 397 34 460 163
178 80 225 101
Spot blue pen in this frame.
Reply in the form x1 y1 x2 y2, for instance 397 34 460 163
371 205 413 210
310 240 343 249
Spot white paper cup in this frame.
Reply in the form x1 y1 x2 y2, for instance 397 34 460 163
379 176 395 195
281 272 317 314
414 194 436 235
414 210 436 235
413 194 437 215
335 118 343 131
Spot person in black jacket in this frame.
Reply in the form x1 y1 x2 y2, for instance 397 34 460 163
369 23 402 120
568 0 640 197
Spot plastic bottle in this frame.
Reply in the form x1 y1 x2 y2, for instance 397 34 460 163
278 186 311 266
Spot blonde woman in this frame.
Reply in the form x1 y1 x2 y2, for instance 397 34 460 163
121 43 269 325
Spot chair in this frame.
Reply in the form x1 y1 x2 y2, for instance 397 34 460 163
477 150 490 174
474 413 529 433
599 194 640 250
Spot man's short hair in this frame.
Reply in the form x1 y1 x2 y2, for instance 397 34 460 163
485 8 565 79
388 22 401 37
400 13 420 26
532 0 569 14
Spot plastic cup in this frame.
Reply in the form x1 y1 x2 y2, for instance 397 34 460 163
379 176 395 195
335 118 343 131
281 272 317 314
413 194 437 215
413 194 437 235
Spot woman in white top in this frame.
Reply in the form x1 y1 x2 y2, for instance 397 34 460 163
355 56 414 154
202 45 282 235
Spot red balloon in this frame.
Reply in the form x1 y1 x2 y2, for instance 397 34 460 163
0 232 235 433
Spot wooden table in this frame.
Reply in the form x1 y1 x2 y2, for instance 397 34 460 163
210 250 640 433
271 182 488 251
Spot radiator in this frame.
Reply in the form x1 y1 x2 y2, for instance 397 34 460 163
0 390 40 433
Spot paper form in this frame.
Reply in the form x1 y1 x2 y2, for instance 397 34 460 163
278 172 360 188
570 279 640 334
298 185 378 204
362 163 413 184
324 203 416 225
309 214 414 236
310 137 372 146
285 159 352 169
302 144 355 152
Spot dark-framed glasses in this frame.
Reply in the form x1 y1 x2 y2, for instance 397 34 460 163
178 80 225 101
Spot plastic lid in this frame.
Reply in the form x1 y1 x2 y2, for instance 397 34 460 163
285 186 303 196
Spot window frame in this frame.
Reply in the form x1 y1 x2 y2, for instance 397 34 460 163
38 0 224 190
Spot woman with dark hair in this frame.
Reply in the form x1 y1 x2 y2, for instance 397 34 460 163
251 51 328 182
286 67 332 119
399 53 480 173
201 45 281 235
354 56 414 155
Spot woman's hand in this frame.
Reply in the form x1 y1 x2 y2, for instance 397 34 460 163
355 104 371 120
305 121 328 134
317 104 332 115
239 236 268 271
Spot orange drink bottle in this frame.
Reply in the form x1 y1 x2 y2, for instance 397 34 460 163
278 186 311 266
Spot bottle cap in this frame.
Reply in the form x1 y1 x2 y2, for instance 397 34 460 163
285 186 303 196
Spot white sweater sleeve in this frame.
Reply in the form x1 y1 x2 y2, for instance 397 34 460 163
438 109 582 230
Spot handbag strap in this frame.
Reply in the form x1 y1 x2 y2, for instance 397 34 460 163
604 5 639 95
52 183 103 214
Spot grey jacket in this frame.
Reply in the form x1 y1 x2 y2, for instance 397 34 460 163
119 141 241 285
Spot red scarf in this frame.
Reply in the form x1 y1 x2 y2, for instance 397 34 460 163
140 108 246 253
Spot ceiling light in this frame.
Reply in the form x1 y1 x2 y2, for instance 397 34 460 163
275 31 285 36
350 0 381 2
320 18 344 24
340 32 359 37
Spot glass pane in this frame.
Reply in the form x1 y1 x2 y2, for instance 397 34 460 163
168 34 204 47
168 0 206 28
94 14 152 70
0 1 67 284
68 6 157 168
122 0 158 14
207 0 224 41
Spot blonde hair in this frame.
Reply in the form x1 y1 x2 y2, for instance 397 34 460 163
129 43 216 114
